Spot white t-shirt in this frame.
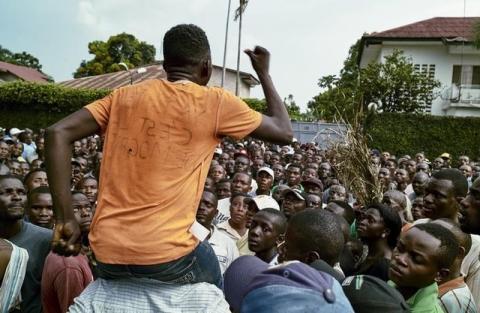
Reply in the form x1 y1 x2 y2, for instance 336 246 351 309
208 226 239 274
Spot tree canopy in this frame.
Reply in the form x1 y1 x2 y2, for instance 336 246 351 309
308 40 440 122
73 33 156 78
244 95 314 121
0 45 43 71
473 20 480 49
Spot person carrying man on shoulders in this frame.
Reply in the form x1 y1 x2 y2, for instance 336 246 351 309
45 24 292 287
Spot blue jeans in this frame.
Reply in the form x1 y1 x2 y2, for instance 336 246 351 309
96 240 222 288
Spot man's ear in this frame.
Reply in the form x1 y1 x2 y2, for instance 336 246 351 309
305 251 321 264
435 268 450 283
200 58 212 84
383 228 391 239
458 245 466 260
276 234 285 246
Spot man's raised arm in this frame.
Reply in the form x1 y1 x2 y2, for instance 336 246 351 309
245 46 293 145
45 108 100 256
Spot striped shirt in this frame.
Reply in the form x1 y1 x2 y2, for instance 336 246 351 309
68 278 230 313
438 276 477 313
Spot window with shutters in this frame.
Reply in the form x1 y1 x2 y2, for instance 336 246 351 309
414 64 436 113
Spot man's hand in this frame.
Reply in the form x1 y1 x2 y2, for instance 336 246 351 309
244 46 270 76
51 219 82 256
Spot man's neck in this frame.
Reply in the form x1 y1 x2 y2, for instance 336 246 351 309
256 247 277 263
228 220 246 234
397 286 420 301
366 239 391 259
166 70 197 84
256 189 270 196
397 182 407 192
0 219 22 239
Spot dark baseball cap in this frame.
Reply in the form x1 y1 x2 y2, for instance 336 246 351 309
342 275 410 313
283 188 307 201
224 256 354 313
302 178 324 191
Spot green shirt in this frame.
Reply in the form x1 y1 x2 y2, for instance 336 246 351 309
389 281 444 313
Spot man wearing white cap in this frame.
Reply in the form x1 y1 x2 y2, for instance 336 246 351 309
245 195 280 229
255 167 274 196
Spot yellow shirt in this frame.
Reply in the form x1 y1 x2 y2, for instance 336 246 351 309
85 79 261 264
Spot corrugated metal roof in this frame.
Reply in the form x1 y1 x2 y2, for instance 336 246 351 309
0 61 51 83
59 63 259 90
366 17 480 40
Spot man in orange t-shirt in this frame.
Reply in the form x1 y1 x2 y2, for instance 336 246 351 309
45 24 292 286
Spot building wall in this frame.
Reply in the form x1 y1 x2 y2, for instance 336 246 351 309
208 68 251 98
377 42 480 116
0 72 20 83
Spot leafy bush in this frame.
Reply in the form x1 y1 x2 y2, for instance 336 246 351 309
0 82 268 129
0 81 110 129
367 113 480 161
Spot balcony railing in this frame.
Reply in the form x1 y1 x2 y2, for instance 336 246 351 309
449 84 480 104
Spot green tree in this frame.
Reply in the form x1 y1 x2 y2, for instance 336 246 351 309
308 40 440 122
74 33 156 78
243 96 314 121
0 45 43 70
473 20 480 49
284 94 302 120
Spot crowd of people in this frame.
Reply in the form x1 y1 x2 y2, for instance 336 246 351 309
1 24 480 313
1 126 480 312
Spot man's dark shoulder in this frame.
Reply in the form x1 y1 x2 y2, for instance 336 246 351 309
10 221 52 247
23 221 52 239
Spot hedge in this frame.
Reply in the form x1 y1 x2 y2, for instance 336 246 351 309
0 81 110 129
1 82 480 161
367 112 480 162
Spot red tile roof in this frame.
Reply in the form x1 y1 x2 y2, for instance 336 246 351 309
59 63 259 90
0 61 50 83
366 17 480 40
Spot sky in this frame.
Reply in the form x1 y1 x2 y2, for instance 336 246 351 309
1 0 480 110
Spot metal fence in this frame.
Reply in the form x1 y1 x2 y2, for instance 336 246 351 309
291 121 346 149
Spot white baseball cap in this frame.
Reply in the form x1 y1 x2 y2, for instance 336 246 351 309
9 128 24 136
251 195 280 211
257 167 274 179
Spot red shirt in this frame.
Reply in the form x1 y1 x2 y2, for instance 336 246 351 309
41 252 93 313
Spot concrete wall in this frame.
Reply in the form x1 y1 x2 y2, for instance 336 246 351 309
208 68 252 98
291 121 346 149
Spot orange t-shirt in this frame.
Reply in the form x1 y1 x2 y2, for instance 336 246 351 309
85 79 262 264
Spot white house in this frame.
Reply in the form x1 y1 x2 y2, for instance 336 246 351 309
60 63 259 98
359 17 480 117
0 61 51 84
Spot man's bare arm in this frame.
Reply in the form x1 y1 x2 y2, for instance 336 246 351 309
245 46 293 145
45 108 100 255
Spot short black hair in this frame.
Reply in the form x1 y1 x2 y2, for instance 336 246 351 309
434 218 472 255
368 202 402 248
203 188 218 201
232 172 252 185
413 223 459 269
330 200 355 224
288 209 344 266
230 192 249 202
23 169 46 185
0 174 23 184
163 24 210 68
258 208 287 234
72 190 87 197
216 178 231 185
28 185 51 197
432 169 468 198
